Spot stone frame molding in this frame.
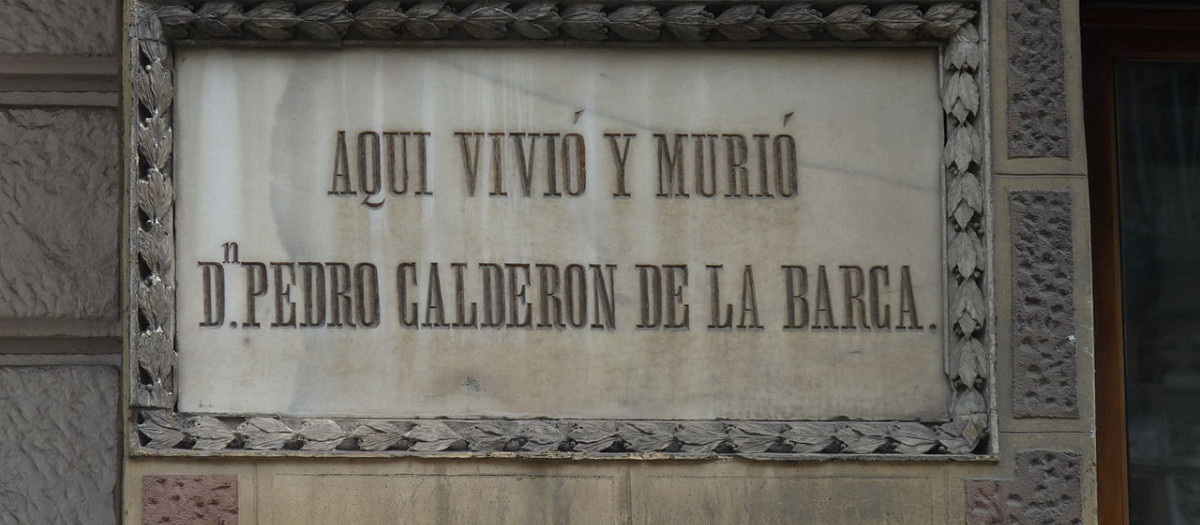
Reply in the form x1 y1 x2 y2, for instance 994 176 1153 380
125 0 993 459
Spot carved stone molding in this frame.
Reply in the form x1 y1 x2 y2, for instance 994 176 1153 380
128 3 177 412
135 414 985 456
149 1 979 43
126 0 992 459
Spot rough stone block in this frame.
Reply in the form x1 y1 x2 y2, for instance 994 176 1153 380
0 0 118 56
1007 0 1069 158
966 449 1083 524
1010 190 1077 418
0 108 119 321
0 366 118 525
142 475 239 525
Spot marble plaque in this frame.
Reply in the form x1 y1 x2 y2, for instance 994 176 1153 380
173 47 946 421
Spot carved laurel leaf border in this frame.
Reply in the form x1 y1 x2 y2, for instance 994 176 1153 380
126 0 993 459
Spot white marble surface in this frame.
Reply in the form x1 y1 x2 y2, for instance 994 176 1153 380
175 47 947 420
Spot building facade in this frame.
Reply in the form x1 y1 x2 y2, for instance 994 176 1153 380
0 0 1193 523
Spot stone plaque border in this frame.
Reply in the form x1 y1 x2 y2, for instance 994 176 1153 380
124 0 993 459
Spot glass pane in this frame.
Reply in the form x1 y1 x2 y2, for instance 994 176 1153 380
1116 59 1200 525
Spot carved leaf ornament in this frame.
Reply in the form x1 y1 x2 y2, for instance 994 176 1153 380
148 2 978 43
136 415 986 455
128 0 990 458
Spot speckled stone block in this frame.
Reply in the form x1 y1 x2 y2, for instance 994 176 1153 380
0 0 118 55
1007 0 1069 158
143 475 239 525
966 449 1083 525
1011 190 1077 418
964 480 1005 525
0 366 118 525
0 108 120 321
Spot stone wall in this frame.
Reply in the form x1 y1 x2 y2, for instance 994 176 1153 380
0 0 122 523
0 0 1100 523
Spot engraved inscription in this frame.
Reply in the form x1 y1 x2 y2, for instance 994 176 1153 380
328 130 799 207
197 259 926 334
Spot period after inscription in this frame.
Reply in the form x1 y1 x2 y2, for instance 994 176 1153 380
174 47 946 421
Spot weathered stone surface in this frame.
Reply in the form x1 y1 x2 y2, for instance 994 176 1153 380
0 366 118 525
965 480 1005 525
143 475 239 525
0 108 119 321
265 473 614 524
966 449 1083 524
1011 190 1077 418
0 0 118 56
639 475 934 523
1007 0 1068 158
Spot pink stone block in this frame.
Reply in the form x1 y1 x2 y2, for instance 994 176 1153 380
142 475 238 525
